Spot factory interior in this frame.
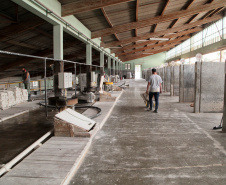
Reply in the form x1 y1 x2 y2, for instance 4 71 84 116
0 0 226 184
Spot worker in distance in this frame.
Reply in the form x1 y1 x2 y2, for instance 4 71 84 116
146 68 162 113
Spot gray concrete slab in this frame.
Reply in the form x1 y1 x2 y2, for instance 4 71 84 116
165 66 171 92
170 65 179 96
223 62 226 132
68 79 226 185
194 62 224 113
179 64 195 102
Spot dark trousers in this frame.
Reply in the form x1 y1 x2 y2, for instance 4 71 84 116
149 92 160 110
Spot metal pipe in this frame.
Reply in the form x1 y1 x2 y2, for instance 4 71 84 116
0 49 103 68
44 58 48 117
0 130 53 177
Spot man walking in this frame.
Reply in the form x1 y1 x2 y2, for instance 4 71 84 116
146 68 162 113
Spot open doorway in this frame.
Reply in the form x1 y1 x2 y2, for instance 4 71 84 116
135 65 141 79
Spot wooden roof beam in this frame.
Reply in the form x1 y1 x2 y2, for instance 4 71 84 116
170 0 196 29
62 0 134 16
104 15 221 48
101 8 120 41
120 42 180 61
135 0 139 37
0 12 17 23
114 27 201 54
0 17 45 42
209 7 225 17
92 1 225 38
119 45 176 62
116 35 190 57
153 0 170 32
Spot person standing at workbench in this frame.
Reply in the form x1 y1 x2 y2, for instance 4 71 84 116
146 68 162 113
22 68 31 101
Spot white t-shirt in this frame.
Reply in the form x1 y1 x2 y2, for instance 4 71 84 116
149 74 162 92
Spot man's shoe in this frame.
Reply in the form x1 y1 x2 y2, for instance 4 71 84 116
153 110 158 113
146 108 152 111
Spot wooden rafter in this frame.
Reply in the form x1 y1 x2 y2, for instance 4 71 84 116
113 27 202 54
119 43 181 61
209 7 225 17
154 0 170 33
0 17 45 42
116 35 190 57
92 1 225 38
135 0 139 37
104 15 221 48
62 0 134 16
170 0 196 29
101 8 120 41
4 40 43 50
120 42 181 61
188 0 216 24
33 28 53 39
0 12 17 23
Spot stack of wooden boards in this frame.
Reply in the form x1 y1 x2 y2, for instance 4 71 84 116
0 87 28 110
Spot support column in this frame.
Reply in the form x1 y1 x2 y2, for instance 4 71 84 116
116 60 119 75
74 64 77 98
119 62 122 79
86 43 92 92
220 50 225 62
100 51 104 75
113 59 116 76
222 62 226 132
53 24 64 97
108 56 111 76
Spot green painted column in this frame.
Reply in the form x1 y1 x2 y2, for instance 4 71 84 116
53 24 64 97
108 56 111 76
100 51 104 75
86 43 92 92
113 59 116 76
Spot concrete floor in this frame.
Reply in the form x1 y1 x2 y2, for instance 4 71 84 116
69 79 225 185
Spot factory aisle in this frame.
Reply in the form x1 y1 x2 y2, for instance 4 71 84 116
69 79 226 185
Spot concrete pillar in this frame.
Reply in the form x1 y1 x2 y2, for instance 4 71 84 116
220 50 225 62
86 43 92 92
112 59 116 76
100 51 104 76
117 61 119 74
194 62 201 113
170 66 174 96
222 62 226 132
119 62 122 79
53 24 64 97
179 65 184 102
108 56 111 76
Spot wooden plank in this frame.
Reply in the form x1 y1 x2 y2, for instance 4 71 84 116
104 15 222 47
92 1 225 38
62 0 134 16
